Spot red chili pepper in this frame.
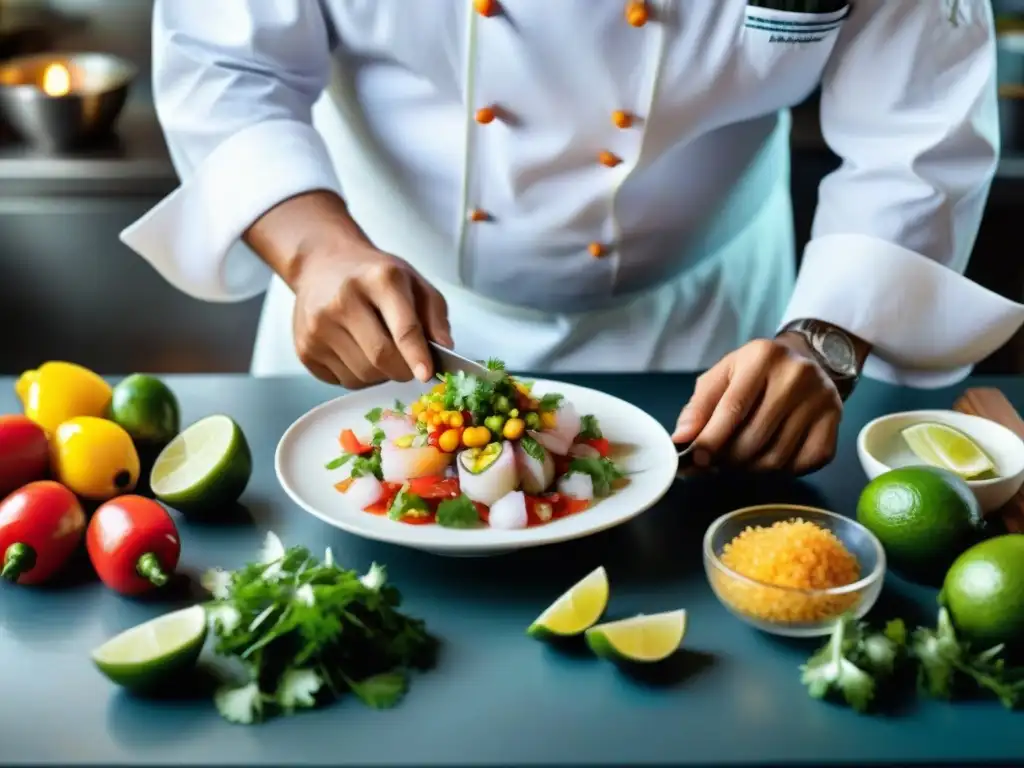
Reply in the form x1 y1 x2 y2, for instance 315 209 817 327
0 480 85 585
0 416 50 499
340 429 373 455
86 495 181 596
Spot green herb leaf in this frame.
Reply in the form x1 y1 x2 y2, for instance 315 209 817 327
519 435 546 462
325 453 354 471
485 358 506 371
435 494 482 528
442 371 497 421
345 671 408 709
800 616 877 713
388 487 430 521
393 400 406 415
567 457 624 497
364 407 383 423
370 427 386 447
577 414 602 440
538 393 563 411
349 451 383 481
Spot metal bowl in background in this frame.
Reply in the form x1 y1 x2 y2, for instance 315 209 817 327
0 51 136 152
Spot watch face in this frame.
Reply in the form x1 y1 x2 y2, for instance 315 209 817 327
815 329 857 376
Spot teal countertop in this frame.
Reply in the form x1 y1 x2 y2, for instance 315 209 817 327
1 373 1022 767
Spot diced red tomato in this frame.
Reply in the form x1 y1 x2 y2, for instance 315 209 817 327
363 481 402 515
407 475 461 500
583 437 611 457
340 429 373 455
555 495 590 518
400 513 436 526
474 502 489 523
553 455 572 476
524 495 555 527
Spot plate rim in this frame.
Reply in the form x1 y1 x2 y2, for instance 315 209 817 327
274 378 679 553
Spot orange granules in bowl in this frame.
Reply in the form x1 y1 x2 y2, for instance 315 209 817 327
713 518 862 624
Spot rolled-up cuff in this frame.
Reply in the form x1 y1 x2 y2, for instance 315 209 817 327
119 119 343 303
781 233 1024 388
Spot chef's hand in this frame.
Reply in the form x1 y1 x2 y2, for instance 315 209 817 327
291 243 452 389
671 337 843 475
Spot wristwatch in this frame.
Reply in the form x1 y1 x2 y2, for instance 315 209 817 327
778 319 859 400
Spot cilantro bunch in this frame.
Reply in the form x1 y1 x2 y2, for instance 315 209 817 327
202 533 438 725
801 608 1024 713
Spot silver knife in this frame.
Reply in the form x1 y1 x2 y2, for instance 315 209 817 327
428 341 504 382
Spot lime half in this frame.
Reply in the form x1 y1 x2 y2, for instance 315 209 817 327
527 566 609 639
92 605 207 690
150 414 252 514
585 609 686 663
901 422 995 480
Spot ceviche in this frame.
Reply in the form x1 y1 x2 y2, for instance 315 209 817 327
326 359 626 529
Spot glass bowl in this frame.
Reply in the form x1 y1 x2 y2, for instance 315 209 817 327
703 504 886 638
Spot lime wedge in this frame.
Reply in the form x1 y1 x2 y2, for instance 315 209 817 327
92 605 207 690
585 609 686 663
901 422 995 480
150 415 252 514
527 566 609 639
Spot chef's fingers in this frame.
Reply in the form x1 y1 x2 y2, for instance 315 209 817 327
727 357 821 464
412 275 453 348
323 305 400 384
748 399 814 472
673 361 731 444
305 359 340 386
790 410 841 476
366 265 433 382
324 326 384 389
692 357 770 463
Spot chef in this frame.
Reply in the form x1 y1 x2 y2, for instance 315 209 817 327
123 0 1024 474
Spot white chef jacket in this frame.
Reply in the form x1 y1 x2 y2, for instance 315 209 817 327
123 0 1024 387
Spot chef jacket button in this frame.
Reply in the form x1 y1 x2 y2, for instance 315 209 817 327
475 106 497 124
474 0 500 17
588 242 606 259
625 1 649 27
468 208 490 222
611 110 633 129
598 150 622 168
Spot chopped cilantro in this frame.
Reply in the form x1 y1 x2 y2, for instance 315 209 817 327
364 407 383 423
203 532 438 725
388 487 430 521
435 495 482 528
485 358 506 371
567 456 624 497
324 453 353 471
519 435 546 462
538 393 563 411
350 451 383 481
370 427 386 447
393 399 406 415
578 414 602 440
441 371 496 421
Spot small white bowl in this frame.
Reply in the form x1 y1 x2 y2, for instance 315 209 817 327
857 409 1024 514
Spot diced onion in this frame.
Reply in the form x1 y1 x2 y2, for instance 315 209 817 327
528 429 571 457
551 400 581 445
557 472 594 501
489 490 528 530
343 475 383 509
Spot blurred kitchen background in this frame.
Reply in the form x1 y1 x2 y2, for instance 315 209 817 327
1 0 1023 376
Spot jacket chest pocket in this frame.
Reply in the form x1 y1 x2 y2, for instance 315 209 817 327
740 3 850 102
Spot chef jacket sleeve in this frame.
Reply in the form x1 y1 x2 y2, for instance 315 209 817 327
780 0 1024 388
118 0 342 302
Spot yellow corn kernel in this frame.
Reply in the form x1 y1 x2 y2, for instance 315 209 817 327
410 401 425 416
430 413 444 427
417 411 429 423
432 383 446 395
447 412 465 428
462 426 491 448
502 418 525 441
395 434 414 448
540 410 557 430
438 428 461 453
429 400 443 412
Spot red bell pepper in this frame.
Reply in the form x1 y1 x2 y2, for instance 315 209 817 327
583 437 611 458
340 429 373 455
86 495 181 596
0 480 85 585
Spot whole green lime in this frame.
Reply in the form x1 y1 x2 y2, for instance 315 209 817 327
941 534 1024 649
856 466 981 578
110 374 180 446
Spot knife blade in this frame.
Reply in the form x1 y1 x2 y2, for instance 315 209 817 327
428 341 503 382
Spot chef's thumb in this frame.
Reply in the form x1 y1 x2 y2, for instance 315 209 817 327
672 365 729 443
413 276 453 348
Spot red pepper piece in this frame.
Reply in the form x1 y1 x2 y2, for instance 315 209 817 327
0 480 85 585
86 495 181 596
584 437 611 458
0 416 50 499
364 482 403 515
340 429 373 455
408 475 460 500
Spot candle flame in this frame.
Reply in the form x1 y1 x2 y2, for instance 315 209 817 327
41 63 71 97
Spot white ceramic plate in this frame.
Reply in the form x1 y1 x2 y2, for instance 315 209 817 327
276 379 679 556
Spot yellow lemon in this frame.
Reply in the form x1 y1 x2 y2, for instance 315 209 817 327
52 417 140 501
16 362 113 435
